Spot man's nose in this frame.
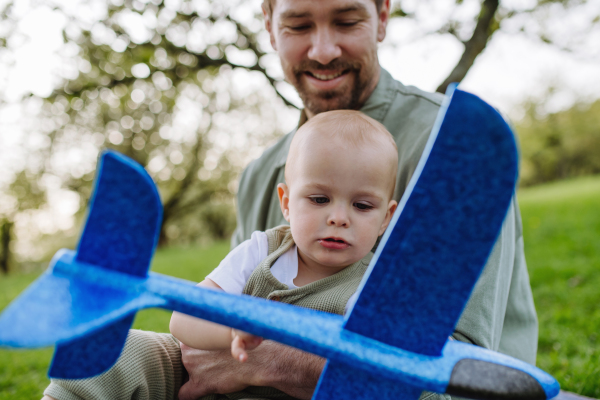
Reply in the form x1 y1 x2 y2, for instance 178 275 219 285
327 205 350 227
307 27 342 66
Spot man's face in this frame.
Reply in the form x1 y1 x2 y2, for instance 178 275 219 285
264 0 389 117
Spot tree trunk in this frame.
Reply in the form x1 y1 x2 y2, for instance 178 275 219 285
0 219 12 274
437 0 500 94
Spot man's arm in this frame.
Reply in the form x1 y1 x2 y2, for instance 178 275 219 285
453 198 538 364
179 341 326 400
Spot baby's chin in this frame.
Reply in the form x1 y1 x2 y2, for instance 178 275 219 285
314 256 365 269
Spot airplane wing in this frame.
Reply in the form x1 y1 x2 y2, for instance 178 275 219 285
343 86 519 356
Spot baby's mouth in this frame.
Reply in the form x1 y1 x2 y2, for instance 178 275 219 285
318 238 350 250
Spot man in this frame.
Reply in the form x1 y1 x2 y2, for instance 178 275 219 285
177 0 538 399
42 1 537 399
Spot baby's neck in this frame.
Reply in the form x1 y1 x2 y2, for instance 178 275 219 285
293 248 352 287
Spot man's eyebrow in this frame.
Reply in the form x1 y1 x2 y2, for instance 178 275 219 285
333 3 370 16
279 2 370 20
279 10 312 19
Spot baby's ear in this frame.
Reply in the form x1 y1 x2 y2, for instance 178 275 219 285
379 200 398 236
277 183 291 222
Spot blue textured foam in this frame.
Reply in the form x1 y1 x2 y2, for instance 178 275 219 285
0 88 560 399
76 151 162 278
314 361 423 400
0 250 165 349
344 86 519 356
49 314 135 379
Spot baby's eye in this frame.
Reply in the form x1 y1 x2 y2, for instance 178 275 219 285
354 202 373 210
309 196 329 204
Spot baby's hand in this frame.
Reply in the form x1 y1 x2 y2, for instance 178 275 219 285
231 329 263 363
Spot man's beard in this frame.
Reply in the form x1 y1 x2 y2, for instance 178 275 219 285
292 59 368 115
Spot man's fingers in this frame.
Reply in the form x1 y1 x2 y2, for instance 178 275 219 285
178 380 208 400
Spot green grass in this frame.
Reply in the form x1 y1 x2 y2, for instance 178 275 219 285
1 176 600 399
519 176 600 398
0 242 230 400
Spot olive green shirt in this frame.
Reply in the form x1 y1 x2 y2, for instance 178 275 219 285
231 68 538 365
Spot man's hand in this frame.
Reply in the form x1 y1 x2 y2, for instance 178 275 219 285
231 329 263 362
179 341 326 400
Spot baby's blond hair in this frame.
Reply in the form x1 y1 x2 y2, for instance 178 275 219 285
286 110 398 197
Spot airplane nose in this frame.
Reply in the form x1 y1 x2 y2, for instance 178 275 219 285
446 359 547 400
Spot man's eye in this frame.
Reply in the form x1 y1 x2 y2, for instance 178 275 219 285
310 197 329 204
337 21 359 27
290 25 310 31
354 202 373 210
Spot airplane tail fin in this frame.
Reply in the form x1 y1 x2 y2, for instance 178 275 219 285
0 151 165 378
75 150 162 278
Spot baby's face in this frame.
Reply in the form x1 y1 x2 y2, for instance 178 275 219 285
279 135 397 271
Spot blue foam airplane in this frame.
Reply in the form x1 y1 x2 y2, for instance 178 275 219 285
0 86 559 400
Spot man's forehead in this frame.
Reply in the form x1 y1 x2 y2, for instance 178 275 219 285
274 0 374 19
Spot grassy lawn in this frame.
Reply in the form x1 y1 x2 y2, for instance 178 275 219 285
519 176 600 398
1 176 599 399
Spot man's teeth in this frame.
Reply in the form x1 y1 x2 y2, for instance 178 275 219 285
311 71 344 81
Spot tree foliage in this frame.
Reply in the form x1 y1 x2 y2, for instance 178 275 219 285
0 0 298 263
0 0 598 268
517 98 600 186
390 0 600 93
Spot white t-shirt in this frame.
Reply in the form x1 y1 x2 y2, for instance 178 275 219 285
206 231 358 314
207 231 299 294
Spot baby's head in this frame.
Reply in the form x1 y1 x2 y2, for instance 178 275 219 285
278 110 398 271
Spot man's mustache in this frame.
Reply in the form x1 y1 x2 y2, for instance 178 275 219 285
292 60 361 75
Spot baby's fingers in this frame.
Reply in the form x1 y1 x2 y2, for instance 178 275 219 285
237 331 263 350
231 335 249 363
231 330 263 362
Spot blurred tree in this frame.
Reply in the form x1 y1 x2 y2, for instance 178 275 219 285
0 0 598 266
390 0 600 93
0 219 13 274
517 98 600 186
0 0 298 263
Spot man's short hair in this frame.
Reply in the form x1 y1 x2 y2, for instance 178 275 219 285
262 0 386 17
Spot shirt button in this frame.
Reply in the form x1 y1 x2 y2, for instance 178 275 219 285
271 296 281 302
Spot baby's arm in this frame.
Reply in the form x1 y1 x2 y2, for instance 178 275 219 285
169 278 263 361
169 278 232 349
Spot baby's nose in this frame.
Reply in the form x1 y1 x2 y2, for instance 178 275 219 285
327 207 349 227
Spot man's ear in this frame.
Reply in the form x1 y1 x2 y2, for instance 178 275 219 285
262 5 277 51
277 183 291 222
377 0 391 42
378 199 398 236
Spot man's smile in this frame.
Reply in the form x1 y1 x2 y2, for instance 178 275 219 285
303 70 351 91
305 70 348 81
